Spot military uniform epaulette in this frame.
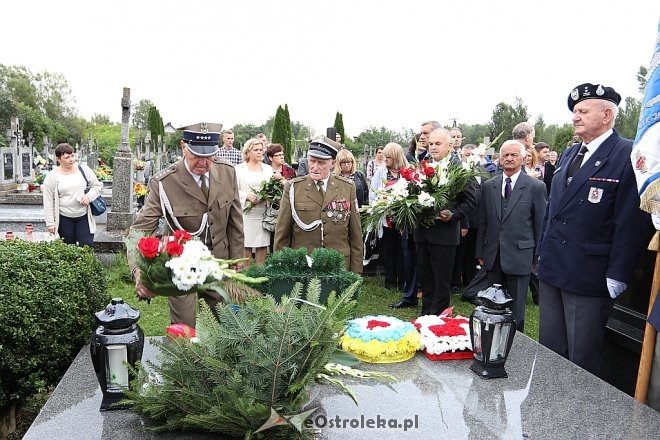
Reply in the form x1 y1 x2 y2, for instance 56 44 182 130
289 175 308 184
151 165 177 182
213 157 234 167
334 174 355 185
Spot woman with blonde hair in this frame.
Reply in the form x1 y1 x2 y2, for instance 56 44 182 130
525 147 542 179
235 138 273 265
333 149 368 207
369 143 417 304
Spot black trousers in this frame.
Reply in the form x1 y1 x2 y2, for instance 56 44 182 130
452 228 479 287
417 242 456 315
58 214 94 247
381 227 404 290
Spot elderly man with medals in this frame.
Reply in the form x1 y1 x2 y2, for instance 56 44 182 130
274 136 363 273
127 122 244 328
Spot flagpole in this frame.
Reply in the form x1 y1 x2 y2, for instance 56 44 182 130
635 232 660 403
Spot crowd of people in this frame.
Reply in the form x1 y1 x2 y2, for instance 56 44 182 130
39 81 643 379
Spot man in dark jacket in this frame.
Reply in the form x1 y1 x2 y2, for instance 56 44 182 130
537 83 650 375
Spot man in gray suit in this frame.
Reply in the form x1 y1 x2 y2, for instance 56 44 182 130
475 140 547 331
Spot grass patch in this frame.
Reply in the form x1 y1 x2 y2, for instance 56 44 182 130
104 259 539 340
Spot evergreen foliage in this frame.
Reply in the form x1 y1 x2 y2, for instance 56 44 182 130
147 106 165 144
124 280 359 438
0 240 109 411
244 248 362 300
333 111 346 144
283 104 293 164
271 105 288 155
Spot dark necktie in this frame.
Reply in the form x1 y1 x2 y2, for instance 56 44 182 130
317 180 325 197
567 145 589 185
200 174 209 200
504 177 512 199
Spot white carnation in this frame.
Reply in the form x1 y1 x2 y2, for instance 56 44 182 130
418 192 435 207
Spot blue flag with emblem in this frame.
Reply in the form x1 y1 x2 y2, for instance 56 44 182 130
631 20 660 215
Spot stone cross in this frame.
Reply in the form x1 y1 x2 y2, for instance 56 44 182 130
107 87 136 232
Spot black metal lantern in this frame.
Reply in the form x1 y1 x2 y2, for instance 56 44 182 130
90 298 144 411
469 284 516 379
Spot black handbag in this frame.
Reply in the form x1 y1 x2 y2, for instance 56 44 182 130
78 165 107 216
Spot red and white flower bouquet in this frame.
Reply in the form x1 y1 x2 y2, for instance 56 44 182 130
133 229 267 303
361 157 478 233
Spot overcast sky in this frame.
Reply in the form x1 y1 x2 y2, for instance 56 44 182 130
2 0 659 137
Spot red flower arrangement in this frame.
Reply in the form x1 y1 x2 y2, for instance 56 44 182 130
131 229 266 302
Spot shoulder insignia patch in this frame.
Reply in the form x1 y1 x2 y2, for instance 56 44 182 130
152 166 177 181
213 157 233 166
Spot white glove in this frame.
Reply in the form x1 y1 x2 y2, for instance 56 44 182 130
652 214 660 231
606 278 627 299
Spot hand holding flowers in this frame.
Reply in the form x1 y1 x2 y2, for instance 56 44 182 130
361 158 478 233
243 176 284 213
132 229 266 304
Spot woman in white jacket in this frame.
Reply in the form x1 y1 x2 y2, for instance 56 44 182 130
43 143 103 247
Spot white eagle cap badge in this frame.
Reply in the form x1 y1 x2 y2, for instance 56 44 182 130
596 84 605 96
571 88 580 101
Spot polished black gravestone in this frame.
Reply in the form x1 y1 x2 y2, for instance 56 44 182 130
24 335 660 439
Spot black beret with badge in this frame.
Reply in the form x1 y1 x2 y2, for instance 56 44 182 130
178 122 223 157
567 83 622 111
307 135 341 160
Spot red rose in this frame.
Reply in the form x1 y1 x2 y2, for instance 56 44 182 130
166 241 184 257
173 229 192 243
138 236 161 259
423 166 435 177
400 168 412 181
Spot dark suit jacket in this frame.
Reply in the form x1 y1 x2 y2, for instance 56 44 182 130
475 172 547 276
537 130 650 297
541 162 556 194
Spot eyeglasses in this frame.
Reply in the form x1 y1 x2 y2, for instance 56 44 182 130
340 161 353 165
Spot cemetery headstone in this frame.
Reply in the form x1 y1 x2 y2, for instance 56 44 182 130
106 88 135 231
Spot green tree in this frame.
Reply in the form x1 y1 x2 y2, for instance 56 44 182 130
147 105 164 143
553 124 575 154
132 99 155 132
354 126 406 151
231 123 262 147
490 98 529 149
271 105 289 161
0 88 17 147
283 104 292 164
334 111 346 143
614 96 641 140
462 123 492 145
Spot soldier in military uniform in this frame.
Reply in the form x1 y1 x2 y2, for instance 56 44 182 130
128 122 244 328
274 136 363 273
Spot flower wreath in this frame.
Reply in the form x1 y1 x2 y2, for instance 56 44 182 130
414 307 473 361
340 315 422 363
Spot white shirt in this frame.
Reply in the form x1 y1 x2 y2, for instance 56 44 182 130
502 169 522 198
314 176 330 192
580 128 613 166
183 159 209 189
